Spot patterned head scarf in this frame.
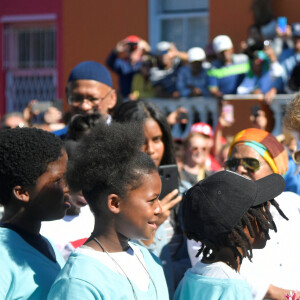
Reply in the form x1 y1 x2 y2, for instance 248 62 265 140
228 128 288 176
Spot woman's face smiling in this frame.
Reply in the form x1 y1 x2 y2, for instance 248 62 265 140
27 150 70 221
142 118 165 167
117 171 162 240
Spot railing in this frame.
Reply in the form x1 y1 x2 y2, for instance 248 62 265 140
147 94 297 138
148 97 219 139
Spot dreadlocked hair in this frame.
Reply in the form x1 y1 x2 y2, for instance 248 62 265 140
189 199 287 269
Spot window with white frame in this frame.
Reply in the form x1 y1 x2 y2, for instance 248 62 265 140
149 0 209 51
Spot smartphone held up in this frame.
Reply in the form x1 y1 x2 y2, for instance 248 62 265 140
158 165 179 200
277 16 287 34
222 104 234 125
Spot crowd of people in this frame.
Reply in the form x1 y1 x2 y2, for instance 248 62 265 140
104 24 300 103
1 21 300 300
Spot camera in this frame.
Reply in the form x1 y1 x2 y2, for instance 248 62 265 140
127 42 138 52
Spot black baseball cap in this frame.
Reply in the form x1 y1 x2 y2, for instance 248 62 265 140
182 170 285 243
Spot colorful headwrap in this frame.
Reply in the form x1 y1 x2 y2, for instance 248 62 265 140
228 128 288 176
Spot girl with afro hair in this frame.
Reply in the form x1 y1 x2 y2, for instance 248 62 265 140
48 121 169 299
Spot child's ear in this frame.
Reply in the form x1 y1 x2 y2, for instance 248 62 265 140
13 186 30 203
107 194 121 214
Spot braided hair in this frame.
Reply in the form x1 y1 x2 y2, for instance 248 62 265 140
186 199 288 269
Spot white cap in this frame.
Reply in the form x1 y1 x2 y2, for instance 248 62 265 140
187 47 206 62
156 41 171 54
212 35 233 53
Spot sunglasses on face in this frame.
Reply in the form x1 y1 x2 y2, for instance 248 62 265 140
224 157 260 172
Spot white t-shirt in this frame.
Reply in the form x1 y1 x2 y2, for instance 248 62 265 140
241 191 300 291
40 205 94 252
191 261 243 280
76 243 150 291
187 192 300 300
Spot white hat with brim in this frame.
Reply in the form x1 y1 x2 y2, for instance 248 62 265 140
212 35 233 53
188 47 206 62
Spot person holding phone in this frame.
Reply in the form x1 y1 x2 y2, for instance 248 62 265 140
106 35 151 98
278 23 300 91
114 100 191 299
150 41 188 98
272 17 293 57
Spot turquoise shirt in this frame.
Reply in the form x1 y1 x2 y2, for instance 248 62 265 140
48 242 169 300
0 227 65 300
174 269 253 300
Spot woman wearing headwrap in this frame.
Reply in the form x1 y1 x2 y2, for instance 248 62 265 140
225 128 300 300
226 127 288 178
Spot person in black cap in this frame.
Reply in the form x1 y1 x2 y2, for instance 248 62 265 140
66 61 117 123
174 170 286 300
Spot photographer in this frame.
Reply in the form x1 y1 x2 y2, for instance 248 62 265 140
106 35 151 98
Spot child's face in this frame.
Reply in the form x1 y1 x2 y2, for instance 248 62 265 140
27 150 70 221
116 171 162 240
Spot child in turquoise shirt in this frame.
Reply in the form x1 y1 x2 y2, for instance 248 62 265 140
175 170 286 300
48 121 169 299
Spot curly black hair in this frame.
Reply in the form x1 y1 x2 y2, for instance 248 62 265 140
66 121 157 215
67 113 103 141
0 127 64 205
113 100 176 166
187 199 288 269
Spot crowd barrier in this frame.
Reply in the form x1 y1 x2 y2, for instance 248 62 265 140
147 97 219 139
147 94 297 139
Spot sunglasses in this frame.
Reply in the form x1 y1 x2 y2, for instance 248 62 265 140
224 158 260 172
